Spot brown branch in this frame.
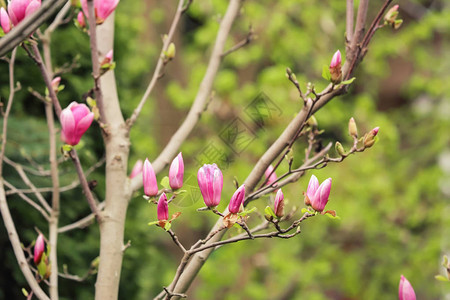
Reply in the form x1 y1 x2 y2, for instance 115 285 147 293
86 0 106 123
346 0 354 48
3 181 50 220
221 26 254 57
127 0 190 128
0 48 50 300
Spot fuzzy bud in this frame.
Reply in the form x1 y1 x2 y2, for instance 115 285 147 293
363 127 379 148
273 189 284 218
335 141 346 156
348 117 358 137
329 50 342 84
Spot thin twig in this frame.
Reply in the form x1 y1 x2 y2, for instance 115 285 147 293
58 202 105 233
167 230 187 253
221 26 254 57
127 0 190 128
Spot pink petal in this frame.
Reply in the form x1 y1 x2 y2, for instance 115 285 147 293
0 8 11 33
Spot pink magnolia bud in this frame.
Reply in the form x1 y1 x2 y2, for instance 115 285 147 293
0 8 11 33
169 152 184 190
385 5 399 23
305 175 332 212
143 158 158 196
363 127 380 148
329 50 342 84
103 49 113 64
129 159 143 179
228 184 245 214
60 102 94 146
51 77 61 93
264 165 277 187
372 126 380 136
8 0 41 26
81 0 119 25
157 192 168 221
273 189 284 218
197 164 223 208
77 11 86 28
33 234 45 265
330 50 341 68
399 275 416 300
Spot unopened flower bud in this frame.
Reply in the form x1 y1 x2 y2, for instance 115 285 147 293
129 159 143 179
101 50 113 66
399 275 416 300
157 193 168 221
166 43 176 59
384 5 399 24
348 117 358 137
307 115 318 127
228 184 245 214
335 141 346 156
34 234 45 265
329 50 342 84
51 77 61 93
363 127 379 148
169 152 184 190
264 165 277 187
143 158 158 196
0 8 11 34
273 189 284 218
77 11 86 28
198 163 223 208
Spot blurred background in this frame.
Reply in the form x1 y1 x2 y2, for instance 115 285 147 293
0 0 449 299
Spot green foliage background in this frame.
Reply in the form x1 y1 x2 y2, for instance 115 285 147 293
0 0 449 299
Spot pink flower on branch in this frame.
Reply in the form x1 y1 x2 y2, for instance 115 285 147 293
399 275 416 300
305 175 332 212
0 8 11 33
329 50 342 84
129 159 143 179
81 0 120 25
143 158 158 197
33 234 45 265
60 102 94 146
7 0 41 26
264 165 278 187
228 184 245 214
169 152 184 190
157 193 168 221
198 164 223 208
273 189 284 218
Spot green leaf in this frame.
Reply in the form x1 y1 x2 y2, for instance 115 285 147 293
435 275 449 282
21 288 28 297
160 176 170 189
322 65 331 81
265 206 277 218
62 144 73 152
238 207 257 217
301 208 309 214
164 222 172 231
340 77 356 85
443 255 448 267
325 213 341 220
147 220 159 226
37 257 47 278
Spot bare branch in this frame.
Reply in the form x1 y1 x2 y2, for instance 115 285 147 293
127 0 189 128
58 202 105 233
221 26 254 57
346 0 354 47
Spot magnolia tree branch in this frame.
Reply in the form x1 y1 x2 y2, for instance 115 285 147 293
163 1 393 297
4 181 51 220
0 0 68 57
86 0 106 123
0 48 50 300
127 0 189 128
130 0 244 192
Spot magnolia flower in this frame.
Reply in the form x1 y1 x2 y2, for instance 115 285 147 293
273 189 284 218
157 193 168 221
228 184 245 214
77 11 86 28
60 102 94 146
8 0 41 26
0 8 11 33
305 175 332 212
129 159 143 179
169 152 184 190
33 234 45 265
143 158 158 197
198 164 223 208
264 165 277 187
399 275 416 300
81 0 120 25
329 50 342 84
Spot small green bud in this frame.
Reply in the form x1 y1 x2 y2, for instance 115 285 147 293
348 117 358 137
166 43 176 59
335 141 346 156
307 115 318 127
363 127 379 148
